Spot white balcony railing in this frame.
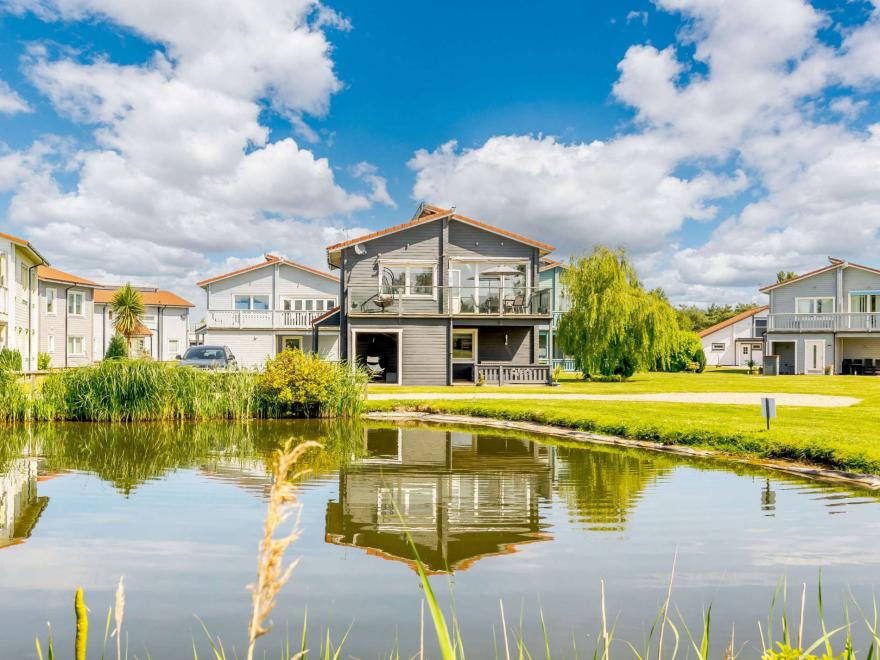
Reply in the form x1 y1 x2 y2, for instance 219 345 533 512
0 288 7 316
768 313 880 332
205 309 324 330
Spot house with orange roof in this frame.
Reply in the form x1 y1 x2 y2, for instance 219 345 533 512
195 254 339 368
325 203 555 385
0 230 48 370
698 306 768 368
762 257 880 375
37 266 101 368
94 287 194 361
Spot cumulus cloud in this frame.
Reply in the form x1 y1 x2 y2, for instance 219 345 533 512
409 0 880 304
0 79 31 114
1 0 393 300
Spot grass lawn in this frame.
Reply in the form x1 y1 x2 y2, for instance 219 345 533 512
366 369 880 475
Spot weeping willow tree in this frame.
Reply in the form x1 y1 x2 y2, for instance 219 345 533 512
557 246 679 378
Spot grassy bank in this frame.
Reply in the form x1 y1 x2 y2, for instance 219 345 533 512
366 370 880 475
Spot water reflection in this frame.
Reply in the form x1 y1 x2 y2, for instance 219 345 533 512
0 458 49 549
325 428 555 572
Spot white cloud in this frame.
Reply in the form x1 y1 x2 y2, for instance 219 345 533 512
0 0 396 297
409 0 880 304
0 79 31 114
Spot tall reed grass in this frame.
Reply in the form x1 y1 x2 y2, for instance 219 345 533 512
0 356 367 423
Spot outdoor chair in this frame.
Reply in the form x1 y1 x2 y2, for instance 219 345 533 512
864 359 877 376
842 358 853 375
365 356 385 379
852 358 864 375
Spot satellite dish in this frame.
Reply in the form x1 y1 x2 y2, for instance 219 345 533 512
354 244 367 255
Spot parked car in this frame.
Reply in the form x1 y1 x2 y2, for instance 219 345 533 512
177 345 238 370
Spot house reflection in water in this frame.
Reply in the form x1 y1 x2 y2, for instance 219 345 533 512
325 427 554 573
0 459 49 549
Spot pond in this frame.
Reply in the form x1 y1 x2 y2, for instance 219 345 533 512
1 420 879 658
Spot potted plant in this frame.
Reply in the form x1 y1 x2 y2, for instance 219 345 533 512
747 359 759 375
824 364 834 376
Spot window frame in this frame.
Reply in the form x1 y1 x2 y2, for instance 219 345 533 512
168 339 180 356
67 291 85 317
452 329 478 363
379 260 438 299
67 335 85 356
46 287 57 315
234 294 270 311
711 342 726 351
795 296 835 314
47 335 54 353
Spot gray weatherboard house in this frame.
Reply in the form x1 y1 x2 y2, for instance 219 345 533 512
762 257 880 374
323 204 556 386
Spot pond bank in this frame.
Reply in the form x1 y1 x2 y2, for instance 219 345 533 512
365 410 880 491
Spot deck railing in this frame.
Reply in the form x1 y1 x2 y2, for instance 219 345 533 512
205 309 324 329
348 285 552 316
551 358 577 372
476 362 551 385
768 313 880 332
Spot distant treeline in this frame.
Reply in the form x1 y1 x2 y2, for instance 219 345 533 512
675 303 761 333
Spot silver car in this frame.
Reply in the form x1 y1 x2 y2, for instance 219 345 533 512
177 345 238 370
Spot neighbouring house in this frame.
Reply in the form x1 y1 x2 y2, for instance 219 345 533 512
0 231 48 370
326 203 555 386
762 257 880 374
699 306 768 368
94 287 193 361
37 266 100 368
537 258 574 371
196 254 339 369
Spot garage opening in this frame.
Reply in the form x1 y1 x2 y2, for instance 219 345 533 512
770 341 796 375
353 330 401 384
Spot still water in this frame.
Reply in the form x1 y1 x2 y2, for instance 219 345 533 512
1 420 879 658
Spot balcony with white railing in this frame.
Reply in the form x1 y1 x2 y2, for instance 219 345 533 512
768 313 880 332
205 309 325 330
0 287 7 317
347 285 552 317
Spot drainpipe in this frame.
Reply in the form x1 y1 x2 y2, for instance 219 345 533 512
27 263 38 371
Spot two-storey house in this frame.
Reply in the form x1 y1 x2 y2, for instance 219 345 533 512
37 266 99 368
762 257 880 374
94 288 193 361
0 231 48 370
325 204 555 386
196 254 339 369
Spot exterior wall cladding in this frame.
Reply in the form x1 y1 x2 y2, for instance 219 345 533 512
338 216 544 386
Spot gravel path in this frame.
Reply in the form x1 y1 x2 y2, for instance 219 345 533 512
369 391 861 407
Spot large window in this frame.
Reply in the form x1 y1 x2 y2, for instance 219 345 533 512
283 298 336 312
796 297 834 314
46 288 57 314
850 294 880 313
452 330 477 361
67 336 84 356
234 295 270 310
68 291 84 316
380 262 436 297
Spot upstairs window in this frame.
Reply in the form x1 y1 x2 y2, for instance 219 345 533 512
234 295 269 310
68 291 84 316
380 262 436 298
796 297 834 314
46 288 57 314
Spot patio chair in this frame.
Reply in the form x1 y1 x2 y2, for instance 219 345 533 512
365 356 385 379
864 359 877 375
852 358 864 375
842 358 853 375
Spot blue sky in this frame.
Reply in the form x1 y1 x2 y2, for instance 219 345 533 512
0 0 879 307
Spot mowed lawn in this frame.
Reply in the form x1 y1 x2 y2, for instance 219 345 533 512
366 370 880 475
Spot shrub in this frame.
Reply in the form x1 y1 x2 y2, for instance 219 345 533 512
37 352 52 370
656 331 705 373
258 349 368 418
0 347 23 372
105 334 129 360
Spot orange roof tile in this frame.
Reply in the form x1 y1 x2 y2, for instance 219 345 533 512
0 230 48 264
196 254 338 287
94 289 194 307
325 204 555 264
129 321 152 337
698 305 768 338
37 265 98 287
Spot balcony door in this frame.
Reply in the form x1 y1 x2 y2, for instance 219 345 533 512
804 339 825 374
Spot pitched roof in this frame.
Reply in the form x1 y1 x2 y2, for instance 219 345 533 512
311 306 340 326
94 289 194 307
539 258 568 272
0 230 48 265
196 253 338 287
698 305 768 338
326 204 555 268
759 257 880 293
37 265 98 287
129 321 152 337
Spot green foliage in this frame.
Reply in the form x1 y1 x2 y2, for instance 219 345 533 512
676 302 760 332
104 334 129 360
74 588 88 660
259 349 368 418
657 331 706 373
37 352 51 370
777 270 798 283
0 347 23 371
109 283 146 345
557 247 678 379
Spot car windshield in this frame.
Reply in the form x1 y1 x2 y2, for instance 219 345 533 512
183 347 225 360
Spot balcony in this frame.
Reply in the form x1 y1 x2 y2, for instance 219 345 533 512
347 285 552 317
0 288 7 317
768 313 880 332
205 309 324 330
